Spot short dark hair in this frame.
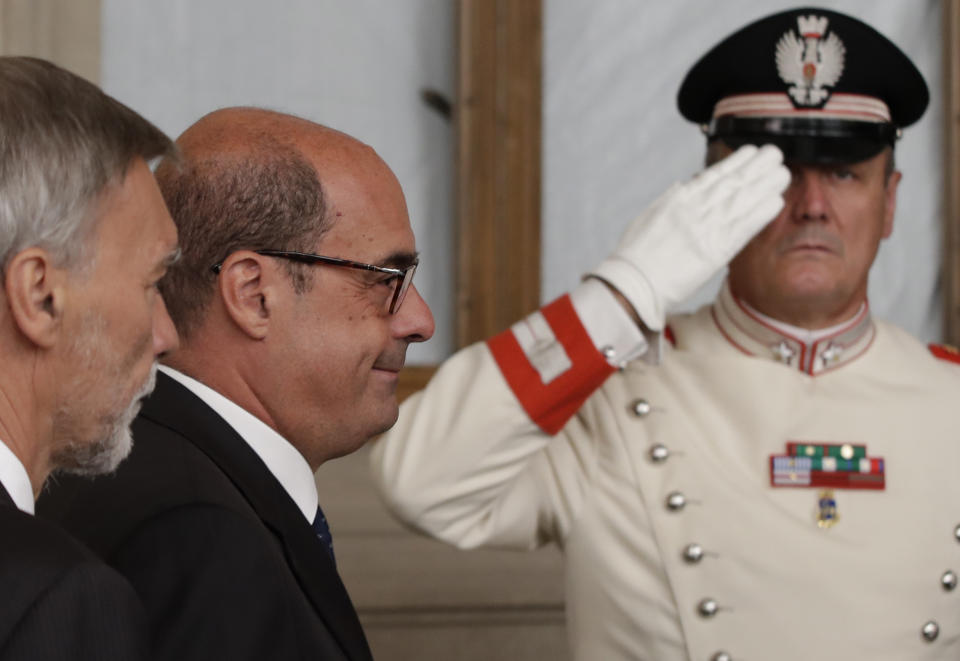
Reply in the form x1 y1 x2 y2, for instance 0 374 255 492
156 138 331 339
0 56 175 273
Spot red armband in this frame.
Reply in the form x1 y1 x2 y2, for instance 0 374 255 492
487 295 616 434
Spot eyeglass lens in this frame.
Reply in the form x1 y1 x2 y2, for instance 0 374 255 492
391 263 418 314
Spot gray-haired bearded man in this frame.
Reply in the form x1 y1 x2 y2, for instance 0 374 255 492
0 56 179 661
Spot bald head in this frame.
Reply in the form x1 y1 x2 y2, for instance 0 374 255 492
171 107 346 161
156 107 387 340
168 108 389 183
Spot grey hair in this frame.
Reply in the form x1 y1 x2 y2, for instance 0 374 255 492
0 56 174 275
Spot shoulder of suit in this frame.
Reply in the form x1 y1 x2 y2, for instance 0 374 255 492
929 342 960 365
0 507 97 588
862 323 960 395
870 322 955 368
0 507 91 559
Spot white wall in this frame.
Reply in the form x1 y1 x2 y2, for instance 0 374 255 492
103 1 946 363
101 0 455 363
544 0 944 341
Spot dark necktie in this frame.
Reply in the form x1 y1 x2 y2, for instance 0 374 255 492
311 505 336 565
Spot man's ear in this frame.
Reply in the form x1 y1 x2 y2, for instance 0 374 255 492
217 251 277 340
3 248 65 349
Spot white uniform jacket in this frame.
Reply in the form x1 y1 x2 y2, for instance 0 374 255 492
371 285 960 661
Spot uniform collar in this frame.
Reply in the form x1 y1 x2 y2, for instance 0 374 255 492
159 365 319 524
711 280 875 375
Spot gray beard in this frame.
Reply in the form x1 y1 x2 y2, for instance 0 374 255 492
53 363 157 477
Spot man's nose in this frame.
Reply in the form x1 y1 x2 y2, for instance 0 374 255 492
153 295 180 357
787 168 830 222
392 284 435 343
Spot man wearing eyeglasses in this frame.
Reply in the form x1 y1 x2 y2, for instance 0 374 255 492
38 107 433 661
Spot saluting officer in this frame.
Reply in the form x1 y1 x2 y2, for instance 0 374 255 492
371 6 960 661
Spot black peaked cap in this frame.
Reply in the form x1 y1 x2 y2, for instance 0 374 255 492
677 6 928 163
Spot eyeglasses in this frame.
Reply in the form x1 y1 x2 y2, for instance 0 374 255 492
211 249 418 314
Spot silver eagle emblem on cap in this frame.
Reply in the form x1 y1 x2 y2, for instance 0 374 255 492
776 14 846 107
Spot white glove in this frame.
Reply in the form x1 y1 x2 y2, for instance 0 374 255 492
589 144 790 331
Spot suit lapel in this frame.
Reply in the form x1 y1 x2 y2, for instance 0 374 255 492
0 483 14 509
140 372 372 661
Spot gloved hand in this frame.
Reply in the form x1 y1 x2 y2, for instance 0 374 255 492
589 144 790 331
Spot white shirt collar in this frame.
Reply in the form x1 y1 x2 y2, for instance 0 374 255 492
0 439 35 514
159 365 318 524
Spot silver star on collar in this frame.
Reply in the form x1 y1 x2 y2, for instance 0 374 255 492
820 342 843 365
771 340 796 365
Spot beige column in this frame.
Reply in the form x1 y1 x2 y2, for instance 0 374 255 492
0 0 99 83
945 0 960 345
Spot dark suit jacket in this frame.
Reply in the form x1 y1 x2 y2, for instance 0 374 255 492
0 484 147 660
38 372 373 661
